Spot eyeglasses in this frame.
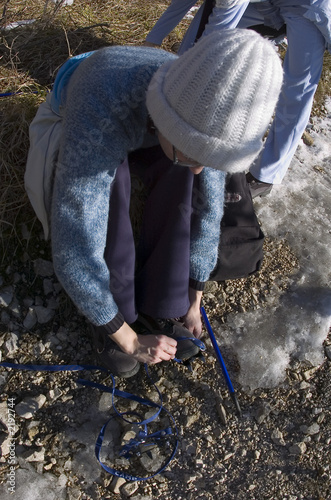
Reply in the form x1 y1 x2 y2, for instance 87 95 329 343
172 145 202 169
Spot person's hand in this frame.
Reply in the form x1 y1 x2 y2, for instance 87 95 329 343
131 334 178 364
111 323 177 364
182 288 203 338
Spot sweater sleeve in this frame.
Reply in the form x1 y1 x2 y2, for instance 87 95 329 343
50 47 176 327
51 52 147 326
146 0 198 45
189 168 226 283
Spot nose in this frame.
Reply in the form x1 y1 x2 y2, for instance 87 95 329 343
189 166 204 175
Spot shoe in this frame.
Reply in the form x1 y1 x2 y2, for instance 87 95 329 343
135 314 200 361
246 172 273 199
91 325 140 378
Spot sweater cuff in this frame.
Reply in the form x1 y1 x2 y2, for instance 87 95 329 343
102 312 125 335
189 278 206 292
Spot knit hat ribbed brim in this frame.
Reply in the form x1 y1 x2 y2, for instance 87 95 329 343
146 29 283 172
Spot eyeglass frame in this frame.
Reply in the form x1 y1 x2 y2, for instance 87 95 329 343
172 145 202 169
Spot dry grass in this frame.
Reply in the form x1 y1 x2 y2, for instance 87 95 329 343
0 0 177 264
0 0 330 267
313 51 331 116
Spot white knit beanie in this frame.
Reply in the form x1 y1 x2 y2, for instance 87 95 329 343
146 29 283 173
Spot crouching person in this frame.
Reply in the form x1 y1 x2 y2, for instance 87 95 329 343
25 29 283 377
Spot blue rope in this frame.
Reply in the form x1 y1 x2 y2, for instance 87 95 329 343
0 360 179 480
0 335 206 480
0 90 47 98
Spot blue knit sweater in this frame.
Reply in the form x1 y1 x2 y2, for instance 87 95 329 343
50 46 225 326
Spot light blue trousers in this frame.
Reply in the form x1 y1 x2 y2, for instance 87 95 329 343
180 1 328 183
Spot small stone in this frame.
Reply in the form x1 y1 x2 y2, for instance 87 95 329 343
8 297 21 317
67 487 82 500
0 374 7 387
109 476 126 494
216 398 227 425
303 367 319 380
325 345 331 360
300 423 320 435
271 429 286 446
47 297 59 310
55 327 69 342
253 402 271 424
35 296 44 306
289 442 307 455
316 413 325 424
22 446 45 462
183 472 199 483
4 332 19 357
44 463 54 470
15 394 47 419
0 286 14 307
121 430 136 444
48 387 63 401
64 458 72 470
43 278 54 296
33 341 46 357
185 413 199 427
23 308 37 329
0 434 13 456
121 481 139 497
27 421 40 440
299 381 311 390
98 392 112 412
181 439 197 456
34 306 55 324
45 334 60 346
0 401 9 427
57 473 68 488
302 130 314 146
34 259 54 277
139 446 164 472
1 310 10 326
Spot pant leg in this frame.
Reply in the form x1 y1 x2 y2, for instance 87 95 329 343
178 3 205 54
134 155 194 319
250 11 326 184
105 152 194 322
178 2 249 54
203 2 249 34
237 3 265 28
104 158 137 324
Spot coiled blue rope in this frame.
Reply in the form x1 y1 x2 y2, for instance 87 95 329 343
0 336 205 481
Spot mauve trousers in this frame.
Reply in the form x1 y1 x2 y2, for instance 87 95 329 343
104 150 194 325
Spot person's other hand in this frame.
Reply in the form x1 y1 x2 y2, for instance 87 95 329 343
111 323 177 364
182 288 203 338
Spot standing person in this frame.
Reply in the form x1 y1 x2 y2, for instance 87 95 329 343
144 1 331 196
25 30 283 378
143 0 248 53
239 1 331 196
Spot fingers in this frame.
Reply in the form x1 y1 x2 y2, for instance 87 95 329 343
182 315 202 338
132 334 177 364
149 335 177 362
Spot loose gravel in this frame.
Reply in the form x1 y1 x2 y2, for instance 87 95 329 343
0 229 330 500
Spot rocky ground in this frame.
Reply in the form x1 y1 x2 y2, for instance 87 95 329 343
0 229 330 500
